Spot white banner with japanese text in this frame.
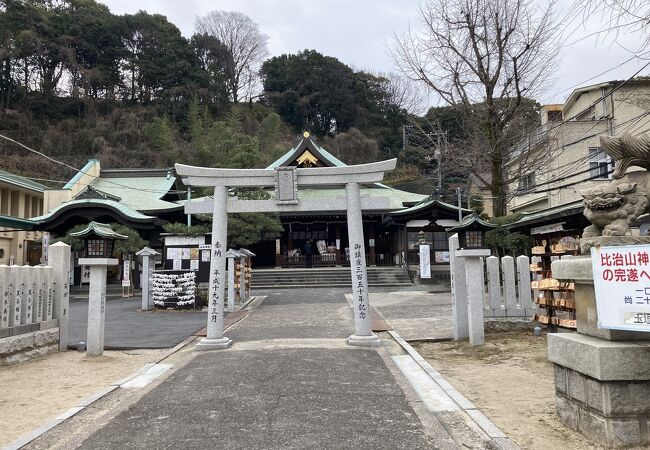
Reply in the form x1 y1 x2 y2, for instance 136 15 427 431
419 244 431 279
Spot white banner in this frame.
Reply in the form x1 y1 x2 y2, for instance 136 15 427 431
122 260 131 286
419 244 431 279
592 244 650 332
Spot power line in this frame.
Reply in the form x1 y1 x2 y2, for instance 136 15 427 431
0 133 184 195
525 168 614 195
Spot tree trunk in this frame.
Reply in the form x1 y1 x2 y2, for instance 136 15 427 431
490 154 506 217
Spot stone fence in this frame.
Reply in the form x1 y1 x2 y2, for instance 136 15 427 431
450 234 534 322
483 255 534 318
0 242 71 365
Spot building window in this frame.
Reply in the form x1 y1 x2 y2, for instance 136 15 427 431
465 231 483 248
433 232 448 250
547 110 562 121
589 147 613 179
87 239 105 256
518 173 535 192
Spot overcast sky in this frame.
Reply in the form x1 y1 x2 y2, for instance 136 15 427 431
99 0 649 106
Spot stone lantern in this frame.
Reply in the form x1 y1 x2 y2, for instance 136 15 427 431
72 222 127 356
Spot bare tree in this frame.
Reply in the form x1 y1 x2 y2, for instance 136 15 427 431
572 0 650 58
391 0 560 216
195 10 269 103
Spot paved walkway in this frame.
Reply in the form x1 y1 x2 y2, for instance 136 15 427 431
65 289 459 449
69 296 206 349
365 291 453 341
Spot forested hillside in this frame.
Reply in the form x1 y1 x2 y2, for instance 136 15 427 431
0 0 431 191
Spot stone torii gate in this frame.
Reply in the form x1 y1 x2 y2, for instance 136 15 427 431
175 159 397 350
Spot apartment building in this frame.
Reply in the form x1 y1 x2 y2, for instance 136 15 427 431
0 170 46 265
507 79 650 214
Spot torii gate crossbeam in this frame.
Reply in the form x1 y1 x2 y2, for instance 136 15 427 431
175 159 397 350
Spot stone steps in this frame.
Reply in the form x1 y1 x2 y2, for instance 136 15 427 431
251 267 412 289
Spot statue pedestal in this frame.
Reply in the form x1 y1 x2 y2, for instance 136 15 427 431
580 235 650 255
550 240 650 447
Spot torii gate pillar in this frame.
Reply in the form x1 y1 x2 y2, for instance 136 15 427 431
346 182 380 347
198 185 232 350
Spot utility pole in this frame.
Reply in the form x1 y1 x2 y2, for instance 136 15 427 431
456 187 463 223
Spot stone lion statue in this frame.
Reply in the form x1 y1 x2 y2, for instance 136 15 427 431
581 132 650 237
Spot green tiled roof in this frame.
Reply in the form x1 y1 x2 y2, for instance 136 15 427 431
0 214 37 230
447 213 496 231
32 199 156 223
507 200 584 228
69 221 128 239
390 195 472 216
90 175 180 213
63 159 98 190
0 170 47 193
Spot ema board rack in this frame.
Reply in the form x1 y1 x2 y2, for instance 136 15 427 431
530 239 578 330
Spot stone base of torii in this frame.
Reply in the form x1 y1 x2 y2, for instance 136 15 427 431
175 160 397 350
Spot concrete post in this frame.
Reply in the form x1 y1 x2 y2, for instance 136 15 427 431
346 182 380 347
50 242 71 351
79 258 117 357
44 268 53 321
198 185 232 350
34 266 44 323
516 255 532 311
143 257 152 310
136 247 159 311
502 256 517 312
0 266 9 329
8 265 20 327
17 266 32 325
449 234 468 341
456 249 491 346
486 256 501 315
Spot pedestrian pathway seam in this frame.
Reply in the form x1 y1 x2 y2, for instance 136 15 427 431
388 330 516 445
2 295 267 450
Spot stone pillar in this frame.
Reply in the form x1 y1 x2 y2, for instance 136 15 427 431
0 265 10 329
345 182 380 347
14 266 26 327
136 247 159 311
197 185 232 350
516 255 532 314
456 249 491 346
8 265 20 327
44 267 54 321
50 242 71 351
79 257 117 357
501 256 517 314
34 266 45 322
449 234 468 340
486 256 501 316
142 256 152 310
